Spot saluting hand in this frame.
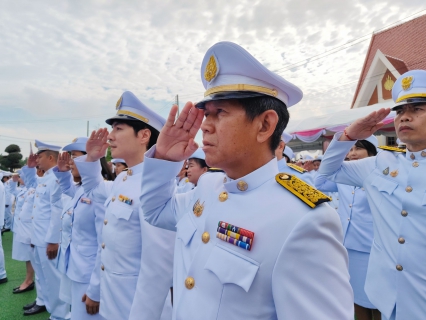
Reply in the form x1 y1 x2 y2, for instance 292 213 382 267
86 128 110 162
82 294 100 315
57 152 71 172
27 154 37 168
155 102 204 161
341 108 391 141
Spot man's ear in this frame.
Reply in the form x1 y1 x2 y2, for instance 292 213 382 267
256 110 278 144
138 129 151 146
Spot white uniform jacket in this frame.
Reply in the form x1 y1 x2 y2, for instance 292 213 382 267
318 132 426 319
74 156 175 320
315 175 373 253
22 166 63 246
54 168 105 301
140 147 354 320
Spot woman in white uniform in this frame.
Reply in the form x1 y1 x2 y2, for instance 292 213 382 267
54 137 106 319
315 136 380 320
9 173 35 293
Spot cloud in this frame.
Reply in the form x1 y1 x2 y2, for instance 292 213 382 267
0 0 425 156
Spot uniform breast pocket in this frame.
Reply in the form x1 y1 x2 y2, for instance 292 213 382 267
76 244 98 257
422 193 426 206
37 187 47 195
371 175 398 195
204 244 259 292
109 201 133 221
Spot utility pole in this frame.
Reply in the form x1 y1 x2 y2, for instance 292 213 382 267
175 94 180 116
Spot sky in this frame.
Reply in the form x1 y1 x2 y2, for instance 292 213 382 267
0 0 425 158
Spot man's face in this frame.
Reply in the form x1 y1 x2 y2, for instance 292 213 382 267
394 104 426 146
201 100 256 170
36 152 50 171
108 122 143 162
187 158 207 185
312 160 321 171
114 162 127 175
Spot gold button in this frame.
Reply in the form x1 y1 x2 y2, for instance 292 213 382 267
237 180 248 191
202 232 210 244
102 243 105 249
396 265 403 271
101 265 104 271
59 228 62 231
223 177 227 183
401 210 408 217
410 153 415 160
123 176 127 181
349 204 352 208
185 277 195 289
347 218 350 221
33 206 36 208
398 237 405 244
351 191 354 194
112 197 116 202
413 162 419 167
219 192 228 202
104 219 108 225
127 169 133 176
405 186 413 193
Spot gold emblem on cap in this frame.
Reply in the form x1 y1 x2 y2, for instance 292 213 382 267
382 167 389 175
237 180 248 191
34 142 38 148
204 55 218 82
390 169 398 177
193 199 204 217
384 75 394 91
115 96 122 110
401 76 413 91
72 138 78 143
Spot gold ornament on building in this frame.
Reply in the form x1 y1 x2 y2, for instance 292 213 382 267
384 75 394 91
204 55 218 82
401 76 414 91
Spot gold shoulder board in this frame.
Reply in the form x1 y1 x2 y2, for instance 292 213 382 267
208 167 224 173
275 173 331 208
287 163 307 173
378 146 406 153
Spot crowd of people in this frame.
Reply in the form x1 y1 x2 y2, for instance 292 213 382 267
0 41 425 320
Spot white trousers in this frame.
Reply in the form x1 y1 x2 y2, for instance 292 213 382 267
71 280 105 320
32 245 71 320
0 233 6 279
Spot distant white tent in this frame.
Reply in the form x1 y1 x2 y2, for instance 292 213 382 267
286 101 395 143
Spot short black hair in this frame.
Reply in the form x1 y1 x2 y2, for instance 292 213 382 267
236 95 290 152
113 120 159 149
189 158 209 169
355 140 377 157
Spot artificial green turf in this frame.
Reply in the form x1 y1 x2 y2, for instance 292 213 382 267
0 231 48 320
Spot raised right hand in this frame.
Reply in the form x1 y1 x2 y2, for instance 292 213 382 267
27 154 37 168
341 108 391 141
57 152 71 172
86 128 110 162
155 102 204 161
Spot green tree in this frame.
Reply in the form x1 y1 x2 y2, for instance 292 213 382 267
0 144 23 171
106 146 112 162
